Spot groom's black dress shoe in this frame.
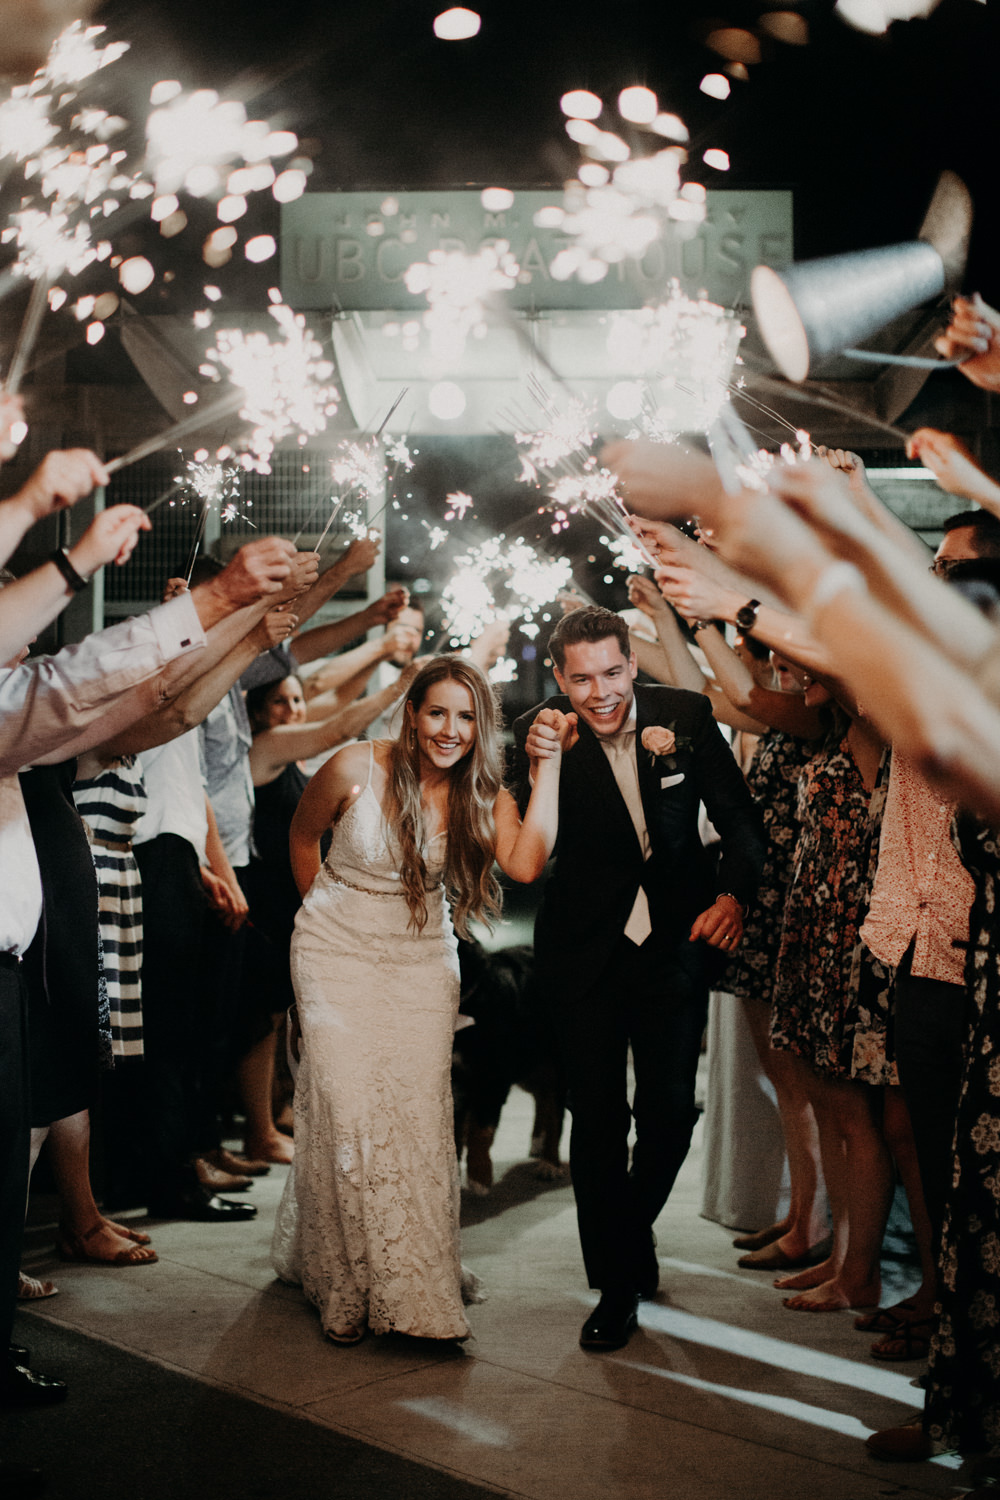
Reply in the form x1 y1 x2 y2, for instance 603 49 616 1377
579 1290 639 1351
9 1343 30 1364
150 1185 257 1223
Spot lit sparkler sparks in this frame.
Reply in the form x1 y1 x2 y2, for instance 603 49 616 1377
603 282 746 436
403 241 520 362
539 88 706 285
144 87 297 205
180 456 248 524
202 301 340 474
444 491 473 521
507 384 658 568
439 535 574 648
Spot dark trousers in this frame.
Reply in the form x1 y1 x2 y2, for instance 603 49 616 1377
557 933 708 1291
893 943 968 1259
0 960 30 1366
133 834 211 1206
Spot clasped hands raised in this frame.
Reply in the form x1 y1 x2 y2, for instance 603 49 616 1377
525 706 578 766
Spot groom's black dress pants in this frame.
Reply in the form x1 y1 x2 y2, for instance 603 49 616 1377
556 931 708 1292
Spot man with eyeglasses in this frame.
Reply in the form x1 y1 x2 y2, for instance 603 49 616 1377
931 508 1000 576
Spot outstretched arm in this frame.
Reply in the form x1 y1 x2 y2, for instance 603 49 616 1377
906 427 1000 518
0 499 148 663
287 537 388 662
250 661 421 781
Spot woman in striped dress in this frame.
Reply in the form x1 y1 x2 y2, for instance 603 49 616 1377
41 751 156 1265
73 753 146 1058
20 750 156 1278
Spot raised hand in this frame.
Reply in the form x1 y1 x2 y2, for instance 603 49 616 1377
627 572 669 618
341 532 381 576
69 504 150 576
935 293 1000 391
254 607 298 652
274 550 320 603
526 706 578 764
368 585 409 626
16 448 109 522
653 561 730 623
906 427 999 503
214 537 297 607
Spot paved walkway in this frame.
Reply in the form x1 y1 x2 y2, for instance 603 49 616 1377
15 1084 978 1500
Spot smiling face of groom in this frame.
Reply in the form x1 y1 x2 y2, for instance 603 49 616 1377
552 635 638 740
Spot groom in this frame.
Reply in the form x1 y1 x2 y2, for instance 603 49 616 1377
514 605 764 1350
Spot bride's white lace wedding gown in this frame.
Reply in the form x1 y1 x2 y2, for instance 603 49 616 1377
271 745 473 1339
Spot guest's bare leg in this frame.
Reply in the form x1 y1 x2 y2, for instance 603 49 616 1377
240 1018 294 1164
739 1007 827 1259
782 1074 889 1312
859 1086 937 1352
48 1110 156 1263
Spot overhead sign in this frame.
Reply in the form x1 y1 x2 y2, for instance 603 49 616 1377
280 188 792 313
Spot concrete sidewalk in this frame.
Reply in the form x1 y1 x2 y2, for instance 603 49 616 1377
15 1084 976 1500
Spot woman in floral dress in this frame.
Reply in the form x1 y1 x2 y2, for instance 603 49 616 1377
768 700 891 1313
925 817 1000 1453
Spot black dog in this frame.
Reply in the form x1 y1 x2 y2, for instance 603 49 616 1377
453 940 566 1195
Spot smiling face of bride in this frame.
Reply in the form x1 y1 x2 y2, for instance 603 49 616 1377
407 677 478 775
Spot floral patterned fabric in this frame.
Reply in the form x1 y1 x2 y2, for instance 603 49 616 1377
769 735 872 1076
843 750 898 1087
925 818 1000 1454
724 729 815 1003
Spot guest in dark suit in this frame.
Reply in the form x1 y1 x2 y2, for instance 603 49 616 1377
513 605 765 1350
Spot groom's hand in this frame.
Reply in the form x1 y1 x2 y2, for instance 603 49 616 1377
526 707 578 765
689 893 743 950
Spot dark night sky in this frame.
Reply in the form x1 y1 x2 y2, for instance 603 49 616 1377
91 0 1000 293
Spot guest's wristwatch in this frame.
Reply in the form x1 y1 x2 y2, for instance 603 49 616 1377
734 598 761 632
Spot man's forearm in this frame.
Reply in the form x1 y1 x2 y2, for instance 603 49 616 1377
302 635 385 701
0 495 37 569
99 625 265 758
286 558 358 641
1 594 206 774
292 601 379 667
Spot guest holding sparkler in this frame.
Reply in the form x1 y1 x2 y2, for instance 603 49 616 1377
272 656 568 1342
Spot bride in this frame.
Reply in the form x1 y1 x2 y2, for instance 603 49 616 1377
271 656 570 1342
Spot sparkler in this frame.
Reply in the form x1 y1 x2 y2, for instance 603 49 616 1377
506 382 659 570
543 88 703 286
404 241 520 363
201 301 340 475
438 535 575 649
0 23 307 391
108 388 246 477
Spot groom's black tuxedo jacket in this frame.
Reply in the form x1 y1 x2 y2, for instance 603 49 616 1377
513 683 765 996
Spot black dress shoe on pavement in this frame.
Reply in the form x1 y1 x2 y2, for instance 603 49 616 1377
9 1343 30 1364
151 1186 258 1222
579 1291 639 1351
0 1459 47 1497
0 1365 68 1408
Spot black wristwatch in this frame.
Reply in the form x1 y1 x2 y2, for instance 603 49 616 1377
734 598 760 632
50 547 88 592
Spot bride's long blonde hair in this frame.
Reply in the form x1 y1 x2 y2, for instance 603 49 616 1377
386 656 504 937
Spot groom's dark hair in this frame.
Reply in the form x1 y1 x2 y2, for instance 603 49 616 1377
549 605 631 672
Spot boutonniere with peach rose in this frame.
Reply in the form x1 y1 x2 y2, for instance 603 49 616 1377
641 722 691 771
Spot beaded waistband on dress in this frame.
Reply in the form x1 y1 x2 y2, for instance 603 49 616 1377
329 871 442 897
